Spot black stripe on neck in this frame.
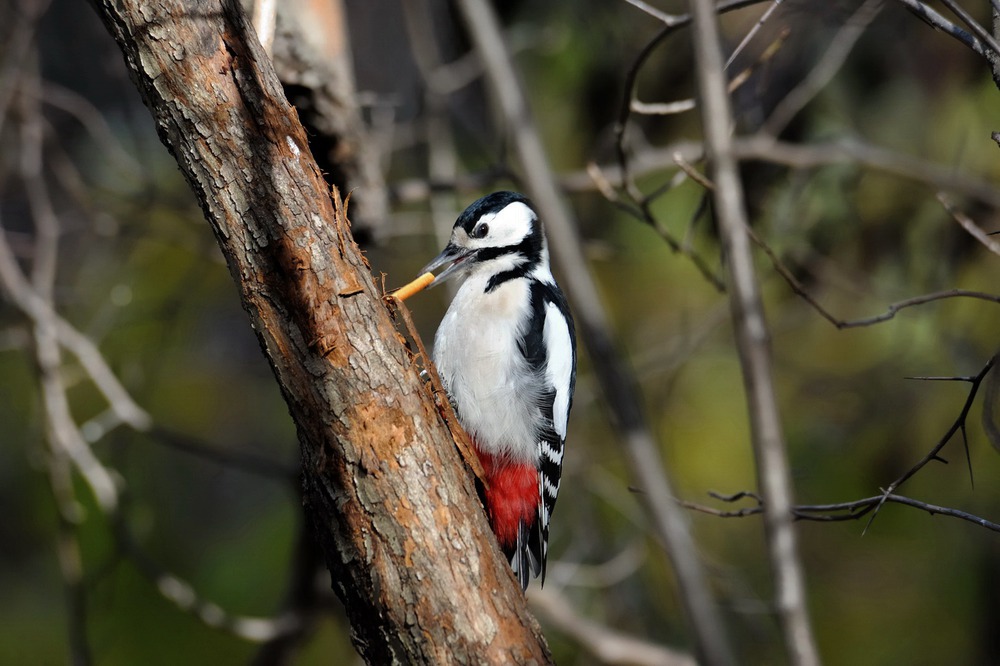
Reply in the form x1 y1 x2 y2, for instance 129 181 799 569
486 266 531 293
480 221 543 293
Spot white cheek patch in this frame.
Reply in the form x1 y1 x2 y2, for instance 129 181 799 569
466 202 536 248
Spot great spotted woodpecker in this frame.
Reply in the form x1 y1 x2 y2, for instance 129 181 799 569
419 191 577 589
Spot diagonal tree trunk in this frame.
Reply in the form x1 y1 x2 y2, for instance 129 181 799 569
90 0 552 663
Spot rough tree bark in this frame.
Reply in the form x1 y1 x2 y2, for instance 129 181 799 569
90 0 552 663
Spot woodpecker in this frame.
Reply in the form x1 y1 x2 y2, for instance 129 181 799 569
420 191 577 590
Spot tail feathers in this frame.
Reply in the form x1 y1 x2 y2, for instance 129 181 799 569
504 520 545 590
526 509 545 584
508 520 544 591
510 523 530 591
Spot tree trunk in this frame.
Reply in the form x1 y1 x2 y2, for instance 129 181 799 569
90 1 552 663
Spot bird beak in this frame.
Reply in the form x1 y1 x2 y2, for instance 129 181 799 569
392 243 474 302
420 243 475 286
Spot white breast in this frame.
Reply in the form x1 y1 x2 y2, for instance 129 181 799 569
433 275 544 464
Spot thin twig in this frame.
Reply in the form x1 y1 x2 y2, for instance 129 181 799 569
0 0 51 140
893 0 990 58
938 193 1000 257
681 491 1000 532
863 357 995 531
623 0 684 26
635 26 790 118
746 223 1000 328
724 0 783 70
834 290 1000 328
938 0 1000 57
615 25 681 201
673 152 715 190
732 135 1000 209
631 98 697 115
763 0 883 137
400 0 463 301
546 540 647 589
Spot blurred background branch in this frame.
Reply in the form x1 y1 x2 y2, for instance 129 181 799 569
689 0 819 663
528 586 697 666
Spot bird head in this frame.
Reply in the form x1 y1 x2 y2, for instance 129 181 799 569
420 191 545 287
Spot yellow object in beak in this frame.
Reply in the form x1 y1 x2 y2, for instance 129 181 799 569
392 272 435 302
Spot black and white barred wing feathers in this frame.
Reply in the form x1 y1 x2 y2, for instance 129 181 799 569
518 280 576 583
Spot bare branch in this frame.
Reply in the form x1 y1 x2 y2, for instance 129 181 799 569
937 0 1000 57
250 522 324 665
688 0 820 664
839 290 1000 327
0 224 152 431
746 224 1000 328
863 357 995 529
147 426 297 480
733 135 1000 208
631 25 790 118
547 540 647 589
529 586 697 666
541 136 1000 209
47 452 93 666
40 82 144 175
763 0 882 137
631 99 697 115
622 0 775 29
400 0 464 278
724 0 783 69
269 0 387 238
682 491 1000 532
1 162 122 514
894 0 993 58
622 0 683 26
0 0 51 140
985 350 1000 455
396 134 1000 210
938 193 1000 257
113 514 302 642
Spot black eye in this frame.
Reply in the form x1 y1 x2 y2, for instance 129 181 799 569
472 223 489 239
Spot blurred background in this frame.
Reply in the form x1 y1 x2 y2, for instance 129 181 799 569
2 0 1000 663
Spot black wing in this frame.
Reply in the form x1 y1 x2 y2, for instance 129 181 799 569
518 278 576 585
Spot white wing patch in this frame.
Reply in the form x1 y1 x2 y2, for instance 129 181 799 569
543 301 573 439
